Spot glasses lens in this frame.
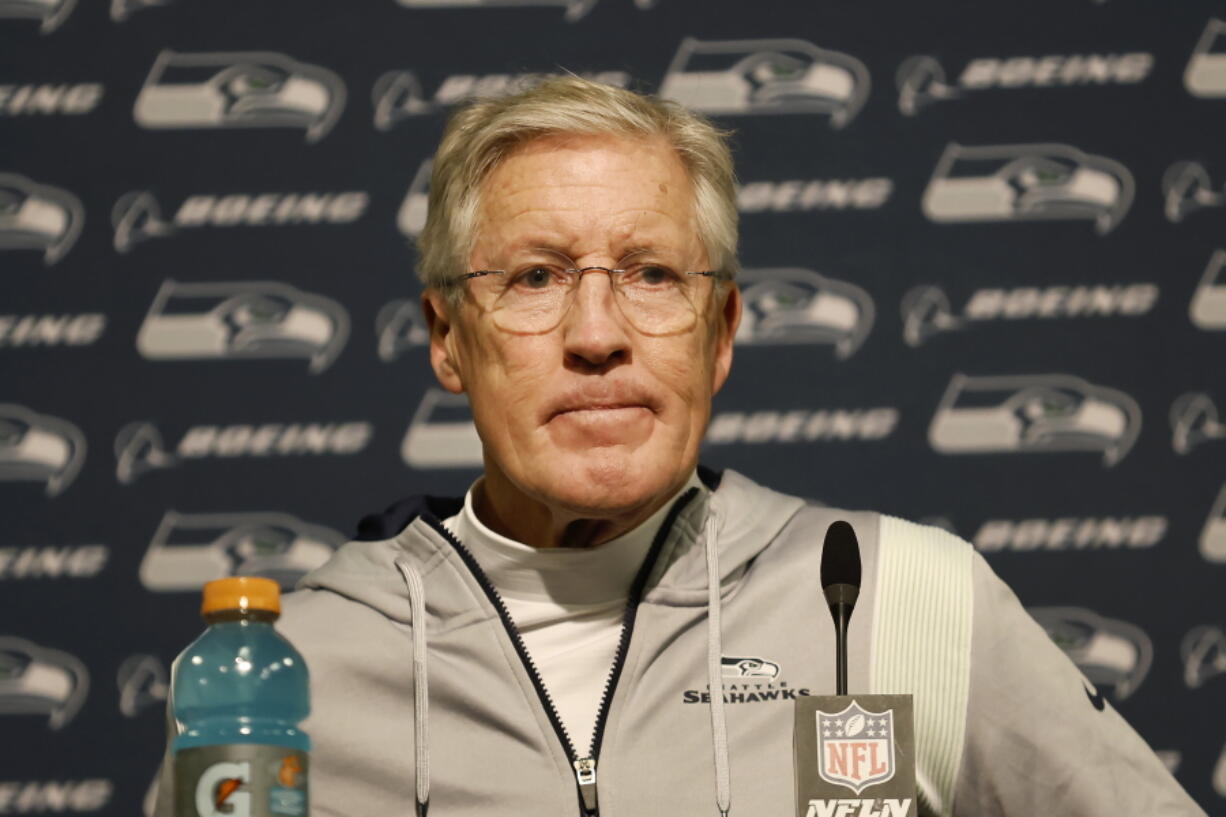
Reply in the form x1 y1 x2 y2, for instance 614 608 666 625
474 265 710 335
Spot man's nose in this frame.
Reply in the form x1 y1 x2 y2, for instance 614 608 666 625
560 269 632 367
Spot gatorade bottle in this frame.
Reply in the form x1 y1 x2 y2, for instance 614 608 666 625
171 576 310 817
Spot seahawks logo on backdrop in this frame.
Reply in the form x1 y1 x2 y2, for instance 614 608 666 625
922 143 1134 234
735 267 874 359
0 173 84 265
928 373 1141 467
133 50 346 143
394 0 601 21
0 0 75 33
721 656 780 678
135 280 350 374
139 511 344 592
1181 626 1226 690
401 388 482 469
1185 18 1226 97
1200 483 1226 564
0 636 89 729
110 0 170 22
1170 392 1225 454
1162 161 1225 223
1191 249 1226 330
1029 606 1152 701
659 37 870 129
0 404 86 496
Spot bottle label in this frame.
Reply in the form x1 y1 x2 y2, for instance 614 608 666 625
174 745 308 817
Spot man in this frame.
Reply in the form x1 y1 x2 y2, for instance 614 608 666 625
155 77 1203 816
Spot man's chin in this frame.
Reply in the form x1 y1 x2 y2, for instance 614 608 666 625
530 449 686 518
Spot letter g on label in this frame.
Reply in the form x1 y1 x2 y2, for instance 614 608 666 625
196 762 251 817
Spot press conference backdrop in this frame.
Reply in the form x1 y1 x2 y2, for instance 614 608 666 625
2 0 1224 812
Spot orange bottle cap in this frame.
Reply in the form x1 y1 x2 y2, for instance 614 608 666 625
201 576 281 616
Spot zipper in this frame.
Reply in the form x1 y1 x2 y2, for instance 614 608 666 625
422 487 699 816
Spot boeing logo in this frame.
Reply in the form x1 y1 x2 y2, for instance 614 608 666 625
392 0 624 23
135 280 350 374
737 178 893 213
659 37 870 128
113 190 368 252
376 299 429 362
736 267 874 359
1171 392 1225 454
0 83 103 115
116 654 168 718
706 408 899 445
374 70 629 130
139 510 345 591
0 545 108 580
1162 161 1224 223
0 173 84 265
0 313 105 347
901 283 1158 346
898 52 1152 115
115 420 374 484
0 780 113 813
923 143 1133 234
928 373 1141 466
1201 483 1226 564
396 159 432 238
1181 626 1226 690
1030 607 1151 701
973 516 1167 552
133 50 346 143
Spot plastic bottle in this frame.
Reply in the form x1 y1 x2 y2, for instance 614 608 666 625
171 576 310 817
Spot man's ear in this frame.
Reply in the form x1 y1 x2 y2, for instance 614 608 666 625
422 289 465 394
712 282 741 395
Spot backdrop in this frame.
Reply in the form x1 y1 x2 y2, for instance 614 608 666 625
2 0 1223 813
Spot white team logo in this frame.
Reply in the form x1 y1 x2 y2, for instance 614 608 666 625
0 636 88 729
928 373 1141 466
0 0 74 32
1029 606 1152 700
117 654 168 717
0 404 86 496
1191 249 1226 329
1162 161 1225 223
396 158 432 238
1200 484 1226 564
922 143 1133 234
736 267 874 359
135 280 350 374
720 656 780 678
0 173 84 264
139 511 344 591
133 50 346 143
376 299 430 363
896 55 960 116
402 388 482 469
1185 18 1226 97
394 0 599 21
110 0 170 21
1181 626 1226 689
1170 392 1225 454
659 37 870 128
815 701 896 794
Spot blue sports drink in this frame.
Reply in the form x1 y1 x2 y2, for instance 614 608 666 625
172 577 310 817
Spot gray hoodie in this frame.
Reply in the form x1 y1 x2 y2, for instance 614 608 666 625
153 468 1204 817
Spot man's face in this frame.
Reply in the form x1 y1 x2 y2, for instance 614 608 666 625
425 132 740 521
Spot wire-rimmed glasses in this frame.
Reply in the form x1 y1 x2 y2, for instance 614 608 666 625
453 262 727 335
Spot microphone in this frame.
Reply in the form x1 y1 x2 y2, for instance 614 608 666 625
820 521 861 695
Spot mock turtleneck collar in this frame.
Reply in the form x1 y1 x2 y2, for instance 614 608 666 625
445 472 703 605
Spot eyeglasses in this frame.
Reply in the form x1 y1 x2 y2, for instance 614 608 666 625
453 263 726 335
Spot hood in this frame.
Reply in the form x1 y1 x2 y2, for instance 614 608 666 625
295 467 807 619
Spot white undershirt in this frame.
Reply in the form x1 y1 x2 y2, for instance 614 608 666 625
443 473 702 755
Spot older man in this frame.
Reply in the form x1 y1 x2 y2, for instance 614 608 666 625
155 77 1203 817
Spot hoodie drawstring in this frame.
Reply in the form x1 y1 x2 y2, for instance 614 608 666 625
704 501 732 817
396 559 431 817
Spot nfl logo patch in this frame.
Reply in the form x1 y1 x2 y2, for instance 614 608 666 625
815 700 896 794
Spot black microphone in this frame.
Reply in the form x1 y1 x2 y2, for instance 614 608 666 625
820 520 861 695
